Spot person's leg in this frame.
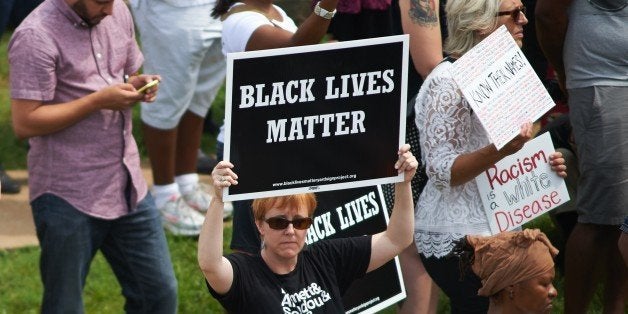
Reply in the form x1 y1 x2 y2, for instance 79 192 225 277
174 14 225 214
420 254 488 314
101 194 178 313
132 0 208 234
133 0 193 187
566 86 628 313
602 226 627 313
31 194 106 313
142 127 208 235
174 113 220 214
132 0 184 189
175 111 203 176
176 12 224 177
143 124 177 185
174 32 223 179
132 0 201 186
565 223 626 313
564 223 605 313
397 244 439 314
143 121 205 235
196 15 225 175
549 210 578 274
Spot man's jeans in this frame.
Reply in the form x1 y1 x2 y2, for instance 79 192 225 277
31 193 178 313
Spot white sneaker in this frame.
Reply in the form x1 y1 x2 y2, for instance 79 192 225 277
158 195 205 236
182 182 233 220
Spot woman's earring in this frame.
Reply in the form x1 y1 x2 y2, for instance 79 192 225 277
509 289 514 300
260 238 266 250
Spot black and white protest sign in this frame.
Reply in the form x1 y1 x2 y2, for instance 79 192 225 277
223 36 409 201
309 186 405 314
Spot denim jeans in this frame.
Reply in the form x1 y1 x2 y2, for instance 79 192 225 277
31 193 178 313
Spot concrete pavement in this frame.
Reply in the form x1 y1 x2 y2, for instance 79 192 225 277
0 166 185 250
0 169 36 249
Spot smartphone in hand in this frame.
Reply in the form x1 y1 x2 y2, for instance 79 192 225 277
137 80 160 93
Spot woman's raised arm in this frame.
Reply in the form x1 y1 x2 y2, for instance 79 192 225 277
368 144 417 272
198 161 239 294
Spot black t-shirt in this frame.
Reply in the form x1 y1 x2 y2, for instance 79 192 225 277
208 236 372 313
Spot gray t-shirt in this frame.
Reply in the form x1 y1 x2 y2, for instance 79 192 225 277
564 0 628 89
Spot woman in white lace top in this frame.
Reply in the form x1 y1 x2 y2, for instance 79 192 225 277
413 0 567 312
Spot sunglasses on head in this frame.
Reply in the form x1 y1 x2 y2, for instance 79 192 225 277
497 5 526 21
264 216 313 230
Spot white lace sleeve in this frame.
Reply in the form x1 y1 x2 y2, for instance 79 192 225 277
413 64 493 258
416 70 473 191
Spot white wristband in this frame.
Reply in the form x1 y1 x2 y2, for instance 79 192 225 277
314 1 336 20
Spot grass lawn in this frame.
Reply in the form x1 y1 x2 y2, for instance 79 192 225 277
0 225 234 313
1 212 599 313
0 27 607 313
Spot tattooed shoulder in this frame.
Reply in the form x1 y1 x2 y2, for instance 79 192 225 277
409 0 438 26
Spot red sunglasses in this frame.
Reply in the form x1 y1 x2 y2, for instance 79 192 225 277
497 5 526 21
264 216 313 230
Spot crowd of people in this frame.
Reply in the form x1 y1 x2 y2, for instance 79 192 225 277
3 0 626 312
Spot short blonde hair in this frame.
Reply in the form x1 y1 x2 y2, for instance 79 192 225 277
444 0 502 56
252 194 317 222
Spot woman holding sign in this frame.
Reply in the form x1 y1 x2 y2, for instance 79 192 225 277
412 0 567 312
198 145 418 313
210 0 339 255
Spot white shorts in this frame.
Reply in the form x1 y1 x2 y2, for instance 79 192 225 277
130 0 226 129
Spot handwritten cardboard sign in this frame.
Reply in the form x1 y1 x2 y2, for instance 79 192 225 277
475 133 570 233
451 25 555 149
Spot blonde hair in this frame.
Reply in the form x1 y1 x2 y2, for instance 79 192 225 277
252 194 317 222
444 0 502 56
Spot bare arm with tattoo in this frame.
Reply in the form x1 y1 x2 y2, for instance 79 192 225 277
400 0 443 79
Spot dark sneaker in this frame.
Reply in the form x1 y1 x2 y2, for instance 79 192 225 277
0 167 21 194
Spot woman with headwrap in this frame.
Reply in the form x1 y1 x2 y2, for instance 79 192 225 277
454 229 559 313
